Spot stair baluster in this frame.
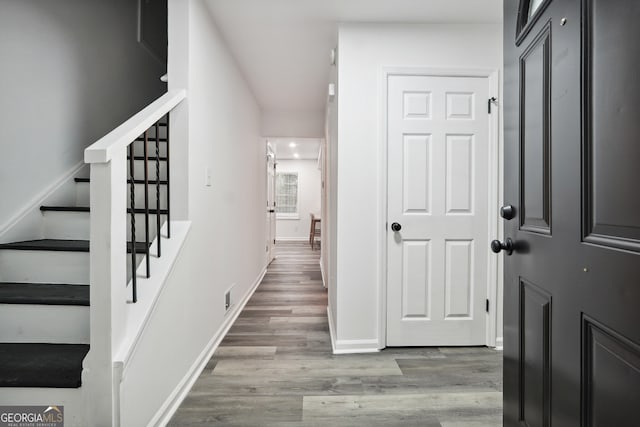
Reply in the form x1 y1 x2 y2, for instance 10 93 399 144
129 144 137 303
166 112 171 238
155 121 161 257
143 131 151 278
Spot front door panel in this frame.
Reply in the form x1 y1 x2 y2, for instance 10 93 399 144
503 0 640 425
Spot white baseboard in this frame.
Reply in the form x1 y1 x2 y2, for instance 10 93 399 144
0 161 85 242
148 265 267 427
327 305 337 353
275 237 308 242
326 305 379 355
320 258 327 288
333 340 380 354
495 337 504 351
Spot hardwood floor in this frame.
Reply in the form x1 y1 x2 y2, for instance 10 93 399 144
169 241 502 426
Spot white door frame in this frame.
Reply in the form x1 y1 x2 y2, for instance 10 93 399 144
378 67 502 349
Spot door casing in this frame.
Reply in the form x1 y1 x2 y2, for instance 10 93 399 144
378 67 502 349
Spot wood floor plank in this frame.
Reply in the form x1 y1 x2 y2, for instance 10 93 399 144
269 316 328 324
212 358 403 377
213 346 277 358
185 374 366 397
302 392 502 422
169 395 303 425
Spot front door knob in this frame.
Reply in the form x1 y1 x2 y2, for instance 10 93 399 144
491 238 514 255
391 222 402 232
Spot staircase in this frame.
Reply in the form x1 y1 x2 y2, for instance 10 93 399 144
0 122 169 391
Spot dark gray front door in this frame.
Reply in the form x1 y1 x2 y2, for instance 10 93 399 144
503 0 640 425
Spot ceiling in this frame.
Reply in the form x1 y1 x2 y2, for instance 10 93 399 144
204 0 502 114
270 138 321 160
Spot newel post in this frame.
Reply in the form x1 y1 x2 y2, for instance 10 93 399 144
83 147 128 427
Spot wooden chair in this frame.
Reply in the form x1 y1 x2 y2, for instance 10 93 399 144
309 213 321 250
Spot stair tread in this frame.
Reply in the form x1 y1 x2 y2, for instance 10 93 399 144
40 206 168 215
135 137 167 142
0 283 89 306
0 343 89 388
127 156 168 161
40 206 90 212
0 239 151 253
74 177 168 185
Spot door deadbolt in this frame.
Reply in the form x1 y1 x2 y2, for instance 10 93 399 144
500 205 516 220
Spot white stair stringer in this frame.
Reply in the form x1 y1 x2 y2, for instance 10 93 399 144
0 304 89 344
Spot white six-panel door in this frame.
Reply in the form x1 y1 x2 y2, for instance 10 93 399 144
386 74 489 346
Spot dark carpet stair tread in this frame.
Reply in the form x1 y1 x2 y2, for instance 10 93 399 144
0 239 150 253
74 177 168 185
0 283 89 306
40 206 168 215
0 343 89 388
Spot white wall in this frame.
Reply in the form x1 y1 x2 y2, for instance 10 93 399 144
333 23 503 350
275 159 321 241
120 1 266 425
262 109 325 138
324 50 339 341
0 0 165 233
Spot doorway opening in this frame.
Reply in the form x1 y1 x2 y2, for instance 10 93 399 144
265 138 325 262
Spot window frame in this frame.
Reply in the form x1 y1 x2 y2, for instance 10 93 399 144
515 0 552 46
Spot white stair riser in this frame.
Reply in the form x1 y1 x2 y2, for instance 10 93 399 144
43 211 166 242
0 304 89 344
75 182 168 207
42 211 89 240
0 250 145 284
0 389 84 426
0 251 89 284
75 183 89 207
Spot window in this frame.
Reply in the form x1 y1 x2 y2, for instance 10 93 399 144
528 0 544 18
276 172 299 218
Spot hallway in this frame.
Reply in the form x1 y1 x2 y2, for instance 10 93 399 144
169 242 502 426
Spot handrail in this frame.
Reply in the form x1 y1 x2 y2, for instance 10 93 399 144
84 90 186 164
